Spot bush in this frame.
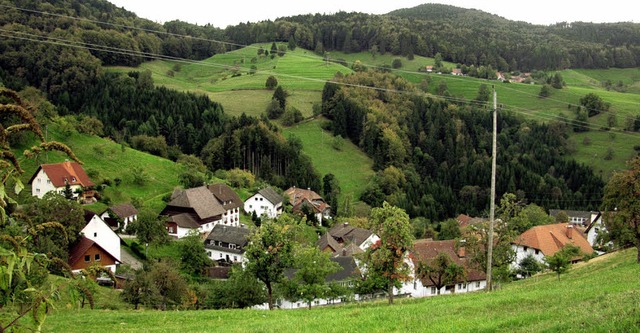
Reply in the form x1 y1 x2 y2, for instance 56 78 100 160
281 107 304 126
265 75 278 89
392 58 403 69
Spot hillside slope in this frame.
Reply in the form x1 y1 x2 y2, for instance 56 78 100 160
44 248 640 332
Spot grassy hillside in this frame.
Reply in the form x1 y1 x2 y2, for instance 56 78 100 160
16 122 183 213
44 248 640 332
282 118 375 206
111 47 640 179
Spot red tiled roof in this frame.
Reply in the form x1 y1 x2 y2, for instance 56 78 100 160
513 223 594 257
411 239 486 285
285 187 330 214
31 161 94 188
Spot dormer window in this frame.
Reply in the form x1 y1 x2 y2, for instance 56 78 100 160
71 177 77 182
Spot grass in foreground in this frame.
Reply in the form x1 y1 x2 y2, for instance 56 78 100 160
44 248 640 332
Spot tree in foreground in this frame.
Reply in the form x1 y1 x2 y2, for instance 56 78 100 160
544 244 581 280
179 231 211 277
363 202 414 304
244 219 295 310
602 156 640 263
280 246 340 309
416 252 465 295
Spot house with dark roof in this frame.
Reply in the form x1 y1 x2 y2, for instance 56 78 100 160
400 239 486 297
29 161 96 203
244 187 283 219
100 203 138 231
274 255 362 310
549 209 599 227
161 186 226 238
68 236 120 273
82 210 121 266
511 223 594 268
318 222 379 256
208 183 243 226
284 187 331 223
204 224 250 264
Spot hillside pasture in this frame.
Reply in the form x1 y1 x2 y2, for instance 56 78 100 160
43 249 640 332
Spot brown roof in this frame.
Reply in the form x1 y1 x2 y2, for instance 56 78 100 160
68 236 119 267
411 239 486 285
207 183 243 210
285 187 330 214
168 186 225 220
108 203 138 219
328 223 373 247
456 214 486 229
30 161 94 188
513 223 594 257
168 213 200 229
317 233 341 252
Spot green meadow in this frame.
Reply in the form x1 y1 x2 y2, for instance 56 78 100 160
110 47 640 179
43 248 640 332
16 123 183 213
282 118 375 205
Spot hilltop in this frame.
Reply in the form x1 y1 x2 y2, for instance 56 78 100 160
44 248 640 332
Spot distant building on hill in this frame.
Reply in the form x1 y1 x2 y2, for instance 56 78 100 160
29 160 96 203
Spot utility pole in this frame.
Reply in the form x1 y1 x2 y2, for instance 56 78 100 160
486 85 497 291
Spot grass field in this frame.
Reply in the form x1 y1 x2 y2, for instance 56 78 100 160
282 118 375 204
42 248 640 332
15 122 183 213
109 47 640 179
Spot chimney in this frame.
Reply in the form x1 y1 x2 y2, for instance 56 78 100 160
458 239 466 258
342 248 347 257
343 222 349 227
566 224 573 239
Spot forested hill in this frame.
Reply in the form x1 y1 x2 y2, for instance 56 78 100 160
321 72 605 220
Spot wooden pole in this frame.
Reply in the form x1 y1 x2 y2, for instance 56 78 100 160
486 86 497 291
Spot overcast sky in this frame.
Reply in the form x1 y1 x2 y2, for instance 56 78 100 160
107 0 637 28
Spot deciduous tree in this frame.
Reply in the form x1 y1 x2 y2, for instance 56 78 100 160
416 252 465 294
602 156 640 263
244 219 295 310
281 246 340 309
363 202 414 304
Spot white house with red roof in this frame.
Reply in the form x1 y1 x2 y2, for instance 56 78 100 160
284 187 331 223
511 223 594 268
29 160 95 202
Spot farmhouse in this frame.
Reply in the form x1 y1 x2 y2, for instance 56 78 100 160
29 160 96 203
204 224 250 264
68 236 120 273
511 223 594 267
161 186 225 238
82 210 121 265
318 222 379 255
244 187 283 219
208 183 243 227
401 239 486 297
101 203 138 231
284 187 331 223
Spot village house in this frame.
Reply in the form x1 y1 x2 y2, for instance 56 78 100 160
456 214 486 230
29 160 96 203
101 203 138 231
82 210 121 266
284 187 331 223
244 187 283 219
451 68 462 76
549 209 599 227
318 222 379 256
399 239 487 297
161 186 226 238
68 237 120 273
204 224 250 264
208 183 243 226
511 223 594 268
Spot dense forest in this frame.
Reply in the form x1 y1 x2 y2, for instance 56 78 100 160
321 71 604 220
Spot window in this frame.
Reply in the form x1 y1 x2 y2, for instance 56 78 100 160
168 227 175 233
94 254 101 261
249 205 252 209
430 287 437 294
36 188 40 193
233 256 237 261
535 249 540 255
229 244 236 250
476 281 481 288
255 197 259 201
71 177 76 182
37 178 41 183
84 255 90 262
93 232 97 237
523 246 528 252
219 253 223 258
207 252 211 257
46 179 51 184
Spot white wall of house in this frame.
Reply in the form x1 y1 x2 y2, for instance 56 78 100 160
169 225 194 239
360 234 380 251
205 248 245 263
399 278 487 298
81 215 121 262
511 244 546 269
100 211 138 231
587 216 603 247
221 208 241 227
31 169 83 199
244 194 281 219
